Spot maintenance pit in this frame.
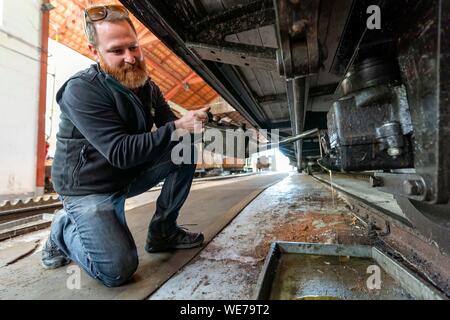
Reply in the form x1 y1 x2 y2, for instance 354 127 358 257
255 242 443 300
268 252 412 300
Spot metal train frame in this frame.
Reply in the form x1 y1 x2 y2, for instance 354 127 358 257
119 0 450 259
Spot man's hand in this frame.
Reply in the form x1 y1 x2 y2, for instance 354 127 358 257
174 107 211 134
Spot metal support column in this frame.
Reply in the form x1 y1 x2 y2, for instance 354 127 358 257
287 77 307 171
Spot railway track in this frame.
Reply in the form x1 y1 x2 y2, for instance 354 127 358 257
0 197 62 241
0 201 62 224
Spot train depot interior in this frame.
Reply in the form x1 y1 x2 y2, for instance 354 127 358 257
0 0 449 300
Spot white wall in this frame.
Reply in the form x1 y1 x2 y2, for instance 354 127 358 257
0 0 42 199
46 39 94 157
0 0 4 27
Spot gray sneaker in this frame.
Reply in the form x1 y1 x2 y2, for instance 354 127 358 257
41 237 71 269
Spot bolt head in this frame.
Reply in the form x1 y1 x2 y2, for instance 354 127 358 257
403 180 424 196
388 147 402 157
291 21 306 34
290 19 309 38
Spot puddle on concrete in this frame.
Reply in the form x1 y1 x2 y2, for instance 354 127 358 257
251 213 367 261
269 254 414 300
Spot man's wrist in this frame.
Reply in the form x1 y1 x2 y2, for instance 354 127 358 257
174 119 182 130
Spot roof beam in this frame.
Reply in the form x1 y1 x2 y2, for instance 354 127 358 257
165 72 199 100
143 56 181 85
177 82 216 107
54 1 85 39
203 92 221 106
139 33 159 46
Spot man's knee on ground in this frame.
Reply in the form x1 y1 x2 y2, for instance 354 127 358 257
97 251 138 287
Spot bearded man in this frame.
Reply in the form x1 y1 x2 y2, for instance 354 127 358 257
42 5 208 287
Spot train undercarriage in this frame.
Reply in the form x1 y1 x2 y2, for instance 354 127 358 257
119 0 450 267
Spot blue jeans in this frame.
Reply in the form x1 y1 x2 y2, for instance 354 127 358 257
50 150 196 287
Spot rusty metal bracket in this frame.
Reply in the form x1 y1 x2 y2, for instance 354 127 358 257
395 195 450 257
274 0 321 79
373 173 428 202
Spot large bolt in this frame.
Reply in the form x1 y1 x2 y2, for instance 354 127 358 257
388 147 402 157
403 180 424 196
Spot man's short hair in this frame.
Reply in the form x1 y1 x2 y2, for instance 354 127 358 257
83 6 137 47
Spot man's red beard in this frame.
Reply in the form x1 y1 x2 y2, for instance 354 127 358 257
99 55 148 89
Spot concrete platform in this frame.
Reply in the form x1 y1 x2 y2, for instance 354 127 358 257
0 173 286 299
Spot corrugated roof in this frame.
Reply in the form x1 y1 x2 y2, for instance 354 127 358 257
49 0 218 110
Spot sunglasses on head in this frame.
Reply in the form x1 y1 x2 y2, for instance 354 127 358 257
84 5 129 22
